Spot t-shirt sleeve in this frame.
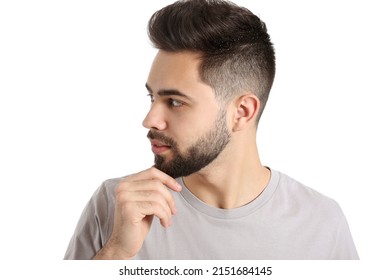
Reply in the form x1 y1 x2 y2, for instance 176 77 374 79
331 206 359 260
63 181 114 260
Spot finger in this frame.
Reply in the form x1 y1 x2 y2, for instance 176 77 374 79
134 188 174 219
131 167 182 192
118 180 177 215
118 198 172 228
137 180 177 215
135 201 172 228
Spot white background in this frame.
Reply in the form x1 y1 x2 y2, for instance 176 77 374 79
0 0 389 278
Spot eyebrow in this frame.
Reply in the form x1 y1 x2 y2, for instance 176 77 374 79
145 83 193 102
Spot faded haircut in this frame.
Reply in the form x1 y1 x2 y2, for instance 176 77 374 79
148 0 275 123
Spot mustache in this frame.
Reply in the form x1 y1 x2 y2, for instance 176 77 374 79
147 130 177 147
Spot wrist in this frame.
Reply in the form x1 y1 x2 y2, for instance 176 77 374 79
93 240 135 260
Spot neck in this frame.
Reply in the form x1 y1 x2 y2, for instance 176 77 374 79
183 135 270 209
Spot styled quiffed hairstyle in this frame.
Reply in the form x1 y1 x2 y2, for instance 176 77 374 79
148 0 275 123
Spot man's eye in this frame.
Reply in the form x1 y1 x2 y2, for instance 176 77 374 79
147 94 155 103
169 99 183 107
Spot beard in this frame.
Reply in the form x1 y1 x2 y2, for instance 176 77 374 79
147 109 231 178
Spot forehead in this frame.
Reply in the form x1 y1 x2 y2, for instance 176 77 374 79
146 50 215 101
148 50 201 82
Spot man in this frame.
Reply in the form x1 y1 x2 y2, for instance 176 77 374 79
64 0 358 259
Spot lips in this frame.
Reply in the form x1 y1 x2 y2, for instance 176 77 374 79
150 139 171 154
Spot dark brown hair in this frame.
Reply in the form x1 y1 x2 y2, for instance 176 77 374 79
148 0 275 123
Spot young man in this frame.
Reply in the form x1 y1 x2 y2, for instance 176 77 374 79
64 0 358 259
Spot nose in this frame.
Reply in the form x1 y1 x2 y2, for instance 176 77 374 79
142 105 168 131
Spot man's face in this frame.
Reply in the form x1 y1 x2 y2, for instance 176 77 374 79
143 51 231 178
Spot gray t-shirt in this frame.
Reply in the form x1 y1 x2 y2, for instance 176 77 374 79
64 169 359 259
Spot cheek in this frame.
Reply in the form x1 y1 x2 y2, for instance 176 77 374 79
175 121 212 147
169 124 198 150
225 103 238 130
168 106 220 142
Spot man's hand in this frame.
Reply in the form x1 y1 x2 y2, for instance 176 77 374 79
93 167 182 260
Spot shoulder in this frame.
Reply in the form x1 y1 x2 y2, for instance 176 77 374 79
272 169 343 219
92 176 124 202
83 176 125 218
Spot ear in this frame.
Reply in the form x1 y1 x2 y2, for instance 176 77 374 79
232 94 260 132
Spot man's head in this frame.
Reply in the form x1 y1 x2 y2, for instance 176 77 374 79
143 0 275 178
148 0 275 122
